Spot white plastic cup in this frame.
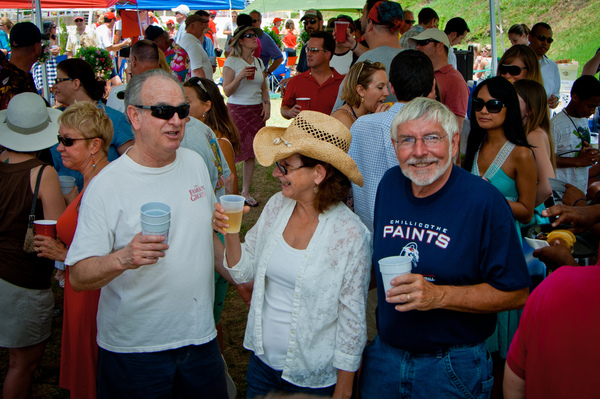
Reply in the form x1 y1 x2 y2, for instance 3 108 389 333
220 195 245 233
58 175 76 194
379 256 412 292
140 202 171 224
140 220 170 243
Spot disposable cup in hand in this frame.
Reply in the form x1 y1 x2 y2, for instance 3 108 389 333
296 98 310 110
58 175 76 194
246 66 257 80
379 256 412 292
34 220 57 238
220 195 245 233
141 220 170 243
141 202 171 224
334 21 349 42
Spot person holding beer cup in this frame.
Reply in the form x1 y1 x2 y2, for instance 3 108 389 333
212 111 371 398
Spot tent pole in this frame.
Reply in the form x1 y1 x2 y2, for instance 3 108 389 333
33 0 50 104
489 0 497 77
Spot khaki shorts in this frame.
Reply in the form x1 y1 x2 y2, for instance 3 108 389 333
0 277 53 348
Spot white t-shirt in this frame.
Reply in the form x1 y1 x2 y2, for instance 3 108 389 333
223 56 264 105
330 50 353 75
95 24 112 50
106 83 126 113
66 148 217 353
178 32 213 81
551 110 591 193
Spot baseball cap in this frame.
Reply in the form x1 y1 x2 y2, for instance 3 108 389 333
104 11 116 20
301 9 323 22
9 22 43 48
166 19 175 24
209 10 217 16
145 25 165 41
273 17 283 24
172 4 190 16
409 28 450 48
368 1 404 32
73 14 84 21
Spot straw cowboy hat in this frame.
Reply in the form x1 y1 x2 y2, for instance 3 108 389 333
0 93 61 152
253 111 364 186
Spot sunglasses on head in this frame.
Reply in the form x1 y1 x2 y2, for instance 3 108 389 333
499 64 527 76
534 34 553 44
472 98 505 113
244 32 257 38
304 19 318 25
416 39 439 47
188 77 207 92
134 104 190 120
57 135 98 147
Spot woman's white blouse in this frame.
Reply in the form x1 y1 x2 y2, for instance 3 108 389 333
226 192 372 388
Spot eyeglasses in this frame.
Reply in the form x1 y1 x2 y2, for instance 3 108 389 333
252 19 260 23
533 34 554 44
405 20 415 24
275 161 305 175
57 135 98 147
472 98 505 113
304 19 318 25
499 64 527 76
244 33 257 39
395 134 447 148
55 77 73 83
415 39 439 47
133 104 190 120
188 77 207 92
307 47 327 54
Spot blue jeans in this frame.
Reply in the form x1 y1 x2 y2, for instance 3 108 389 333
246 353 336 398
359 336 493 399
97 339 227 399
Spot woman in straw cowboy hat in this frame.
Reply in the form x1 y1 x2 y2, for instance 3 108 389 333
0 93 66 398
213 111 371 398
222 20 270 207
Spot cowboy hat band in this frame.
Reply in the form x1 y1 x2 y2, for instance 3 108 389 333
253 111 364 187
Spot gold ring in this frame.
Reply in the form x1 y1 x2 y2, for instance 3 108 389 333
406 293 410 302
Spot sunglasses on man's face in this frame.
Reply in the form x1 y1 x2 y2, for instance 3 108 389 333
134 104 190 120
499 64 527 76
405 20 415 24
472 98 505 113
304 19 318 25
533 34 554 44
252 19 260 23
416 39 439 47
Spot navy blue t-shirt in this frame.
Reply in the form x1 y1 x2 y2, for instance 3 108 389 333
373 165 530 352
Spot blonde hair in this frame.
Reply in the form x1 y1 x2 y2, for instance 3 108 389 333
58 102 114 154
0 17 14 31
498 45 543 86
341 61 386 108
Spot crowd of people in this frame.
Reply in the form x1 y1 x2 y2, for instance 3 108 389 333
1 1 600 398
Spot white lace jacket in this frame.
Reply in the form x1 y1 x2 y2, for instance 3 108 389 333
226 192 371 388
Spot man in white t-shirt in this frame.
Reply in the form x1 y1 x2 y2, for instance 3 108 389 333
66 69 228 398
178 14 213 80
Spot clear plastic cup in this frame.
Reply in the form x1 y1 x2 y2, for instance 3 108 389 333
220 195 245 233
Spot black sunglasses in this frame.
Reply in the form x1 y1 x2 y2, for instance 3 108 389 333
244 33 257 39
472 98 505 113
415 39 439 47
57 135 98 147
252 19 260 23
55 77 73 83
134 104 190 120
304 19 318 25
405 19 415 24
499 64 527 76
275 161 305 175
533 34 554 44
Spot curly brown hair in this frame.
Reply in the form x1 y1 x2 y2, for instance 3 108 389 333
300 155 351 213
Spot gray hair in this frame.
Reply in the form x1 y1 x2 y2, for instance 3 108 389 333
124 69 184 123
390 98 459 141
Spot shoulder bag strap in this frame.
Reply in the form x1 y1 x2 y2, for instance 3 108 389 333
27 164 48 228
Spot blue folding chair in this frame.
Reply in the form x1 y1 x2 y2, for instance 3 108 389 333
268 53 290 93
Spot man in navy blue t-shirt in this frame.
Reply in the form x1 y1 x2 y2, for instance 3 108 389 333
359 97 530 399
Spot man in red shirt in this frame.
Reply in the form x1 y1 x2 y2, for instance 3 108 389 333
206 10 219 51
281 31 343 118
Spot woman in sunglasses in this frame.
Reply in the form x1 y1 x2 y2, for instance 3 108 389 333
223 24 270 207
463 76 537 390
514 79 556 208
332 61 389 129
497 44 543 85
213 112 370 399
34 102 113 399
184 77 241 195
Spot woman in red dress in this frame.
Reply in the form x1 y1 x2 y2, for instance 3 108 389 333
34 102 114 399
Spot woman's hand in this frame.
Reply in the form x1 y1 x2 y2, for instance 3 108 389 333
261 101 271 121
239 66 257 80
212 202 251 235
562 183 586 206
373 102 391 113
33 235 68 262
